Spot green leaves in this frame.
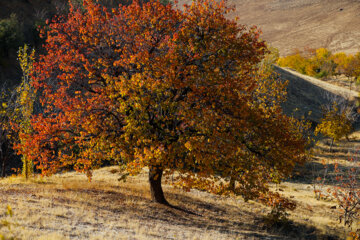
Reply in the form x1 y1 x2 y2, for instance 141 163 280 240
0 14 24 58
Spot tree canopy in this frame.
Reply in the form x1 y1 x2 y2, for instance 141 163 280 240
15 0 309 204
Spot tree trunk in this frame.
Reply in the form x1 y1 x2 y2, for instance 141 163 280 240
0 158 4 178
330 138 334 152
1 156 6 178
229 175 235 192
0 146 4 177
149 166 168 205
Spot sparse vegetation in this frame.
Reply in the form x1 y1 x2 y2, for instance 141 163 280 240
0 205 15 240
315 101 354 151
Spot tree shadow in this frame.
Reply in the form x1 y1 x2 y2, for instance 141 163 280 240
142 191 339 240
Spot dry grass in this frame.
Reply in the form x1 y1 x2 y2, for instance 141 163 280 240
2 130 360 239
0 162 343 240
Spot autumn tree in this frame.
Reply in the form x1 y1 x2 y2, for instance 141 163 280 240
332 52 349 78
277 49 308 74
16 0 309 204
315 97 356 151
0 45 37 178
313 48 335 79
15 45 37 179
278 48 336 79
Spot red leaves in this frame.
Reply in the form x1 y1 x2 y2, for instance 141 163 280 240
16 0 308 200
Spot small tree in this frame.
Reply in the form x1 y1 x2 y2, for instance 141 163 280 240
277 49 308 74
0 45 37 178
315 100 354 151
315 150 360 239
15 45 36 179
332 52 348 78
344 55 360 91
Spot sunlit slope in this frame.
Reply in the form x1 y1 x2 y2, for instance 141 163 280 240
178 0 360 56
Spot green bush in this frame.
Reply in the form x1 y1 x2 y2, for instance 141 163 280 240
0 14 24 58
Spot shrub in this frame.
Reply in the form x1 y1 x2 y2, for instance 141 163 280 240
315 100 354 151
259 192 296 225
0 14 24 58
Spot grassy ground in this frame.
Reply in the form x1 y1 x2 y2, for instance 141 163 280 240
0 168 293 240
1 134 359 240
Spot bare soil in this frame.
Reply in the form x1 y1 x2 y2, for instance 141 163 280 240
178 0 360 56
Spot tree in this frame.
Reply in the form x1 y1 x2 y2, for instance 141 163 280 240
15 45 37 179
342 55 360 91
0 45 37 178
16 0 309 204
332 52 348 78
315 99 354 151
312 48 335 79
277 48 336 79
277 49 308 74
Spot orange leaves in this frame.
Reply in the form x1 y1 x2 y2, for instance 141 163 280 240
259 191 297 222
14 0 309 201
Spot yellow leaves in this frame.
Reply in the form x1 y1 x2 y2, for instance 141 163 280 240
5 205 12 218
184 141 192 151
315 101 353 142
278 47 360 79
18 44 35 75
316 48 331 60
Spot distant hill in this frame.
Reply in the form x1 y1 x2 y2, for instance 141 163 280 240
2 0 360 87
179 0 360 56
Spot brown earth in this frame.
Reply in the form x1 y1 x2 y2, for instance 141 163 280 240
178 0 360 56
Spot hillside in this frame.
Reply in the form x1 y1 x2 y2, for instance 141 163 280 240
0 165 344 239
3 128 360 240
2 1 360 239
275 66 359 123
2 0 360 86
178 0 360 56
231 0 360 56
